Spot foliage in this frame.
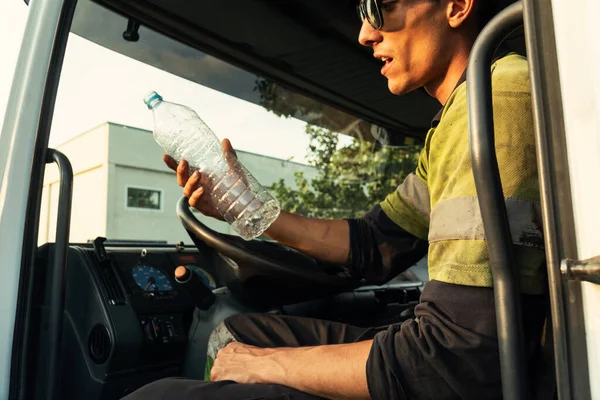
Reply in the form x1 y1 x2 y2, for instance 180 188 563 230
270 124 421 219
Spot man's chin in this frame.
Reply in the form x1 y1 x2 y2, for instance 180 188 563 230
387 80 414 96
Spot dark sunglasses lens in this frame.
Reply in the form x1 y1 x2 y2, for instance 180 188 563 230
356 3 367 21
365 0 382 29
357 1 381 29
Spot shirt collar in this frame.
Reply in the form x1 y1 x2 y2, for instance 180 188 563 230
430 50 512 128
431 68 468 128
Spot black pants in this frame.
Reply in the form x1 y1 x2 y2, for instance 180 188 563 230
124 283 548 400
122 314 378 400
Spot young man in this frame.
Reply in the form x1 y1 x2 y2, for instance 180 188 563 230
125 0 546 399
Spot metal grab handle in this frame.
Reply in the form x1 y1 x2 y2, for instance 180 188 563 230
562 257 600 285
467 2 530 399
45 148 73 400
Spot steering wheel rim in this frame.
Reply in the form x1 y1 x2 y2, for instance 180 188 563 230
176 196 359 287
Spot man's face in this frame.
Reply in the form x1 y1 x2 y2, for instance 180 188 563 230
358 0 454 96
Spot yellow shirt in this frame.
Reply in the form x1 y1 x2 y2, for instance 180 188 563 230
381 53 546 294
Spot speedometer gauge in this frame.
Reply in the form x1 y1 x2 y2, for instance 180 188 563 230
132 265 173 292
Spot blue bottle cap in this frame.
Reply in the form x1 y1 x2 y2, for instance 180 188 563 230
143 91 163 109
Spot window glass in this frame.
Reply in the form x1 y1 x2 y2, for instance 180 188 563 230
38 5 420 245
126 187 162 211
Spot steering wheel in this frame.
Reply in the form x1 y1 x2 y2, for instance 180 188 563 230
176 196 360 289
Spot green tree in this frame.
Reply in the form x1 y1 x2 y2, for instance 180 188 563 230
270 124 421 219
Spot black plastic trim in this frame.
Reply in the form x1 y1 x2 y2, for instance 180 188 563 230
91 0 425 138
467 3 530 399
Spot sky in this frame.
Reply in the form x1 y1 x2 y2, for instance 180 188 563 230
0 0 319 164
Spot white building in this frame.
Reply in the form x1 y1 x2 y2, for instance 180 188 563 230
39 122 317 244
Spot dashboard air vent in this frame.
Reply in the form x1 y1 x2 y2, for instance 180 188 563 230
97 263 127 305
88 324 111 364
87 249 127 305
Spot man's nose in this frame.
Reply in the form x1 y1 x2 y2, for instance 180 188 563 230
358 19 382 47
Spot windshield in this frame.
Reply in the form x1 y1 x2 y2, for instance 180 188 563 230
39 3 421 245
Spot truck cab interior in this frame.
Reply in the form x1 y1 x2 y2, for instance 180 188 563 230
4 0 594 399
16 1 441 398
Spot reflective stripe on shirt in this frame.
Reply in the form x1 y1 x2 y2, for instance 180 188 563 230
429 196 544 247
395 173 431 218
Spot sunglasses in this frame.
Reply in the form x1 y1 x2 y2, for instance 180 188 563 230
356 0 384 30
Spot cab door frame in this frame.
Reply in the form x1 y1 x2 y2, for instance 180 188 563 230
544 0 600 398
0 0 76 398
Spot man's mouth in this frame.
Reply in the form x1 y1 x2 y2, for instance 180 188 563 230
380 57 393 75
374 54 393 75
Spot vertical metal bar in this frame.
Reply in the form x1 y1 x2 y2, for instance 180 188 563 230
45 149 73 400
522 0 577 398
467 2 530 399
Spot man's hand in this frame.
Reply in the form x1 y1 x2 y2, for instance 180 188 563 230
211 341 373 400
210 342 283 384
163 138 237 220
163 137 351 266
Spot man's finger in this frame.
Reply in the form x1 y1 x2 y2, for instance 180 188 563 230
188 187 204 208
176 160 190 187
210 366 219 382
222 138 237 157
163 154 178 171
221 139 248 186
226 342 243 349
183 171 200 197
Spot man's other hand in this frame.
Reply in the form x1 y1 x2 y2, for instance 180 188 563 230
210 342 282 384
210 340 372 399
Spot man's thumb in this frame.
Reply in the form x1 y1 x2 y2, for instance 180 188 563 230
222 138 237 157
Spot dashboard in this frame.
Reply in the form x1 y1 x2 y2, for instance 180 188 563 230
34 240 223 399
31 238 422 399
109 246 218 305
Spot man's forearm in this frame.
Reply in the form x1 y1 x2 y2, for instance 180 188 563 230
265 340 373 400
265 210 350 265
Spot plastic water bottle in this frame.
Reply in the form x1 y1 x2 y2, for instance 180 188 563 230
143 91 280 240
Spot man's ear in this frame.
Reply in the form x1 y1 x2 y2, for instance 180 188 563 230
446 0 476 29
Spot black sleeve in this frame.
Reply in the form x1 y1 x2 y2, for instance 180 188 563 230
346 204 428 284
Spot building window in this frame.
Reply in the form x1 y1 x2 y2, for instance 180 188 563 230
126 187 162 211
